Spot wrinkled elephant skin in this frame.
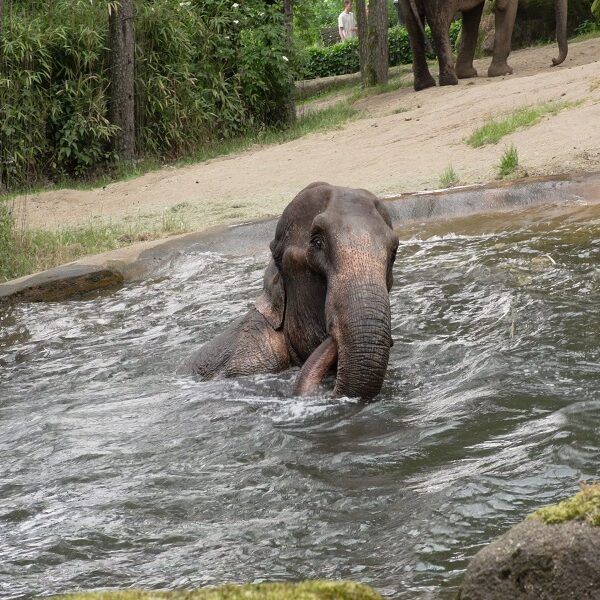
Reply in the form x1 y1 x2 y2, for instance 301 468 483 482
182 183 399 401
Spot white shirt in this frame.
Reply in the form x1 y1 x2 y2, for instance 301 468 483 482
338 10 357 40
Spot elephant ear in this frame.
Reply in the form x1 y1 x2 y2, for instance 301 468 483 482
255 259 286 330
374 198 394 230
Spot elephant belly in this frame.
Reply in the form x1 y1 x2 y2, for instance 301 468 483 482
457 0 484 12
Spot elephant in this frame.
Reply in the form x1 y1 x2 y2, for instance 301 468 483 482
401 0 568 91
183 182 399 401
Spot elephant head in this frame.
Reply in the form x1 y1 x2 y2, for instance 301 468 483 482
184 182 398 400
255 183 399 400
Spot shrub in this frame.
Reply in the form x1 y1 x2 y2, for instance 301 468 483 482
0 0 295 191
300 21 462 80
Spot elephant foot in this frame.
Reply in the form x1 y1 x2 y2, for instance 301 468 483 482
439 71 459 86
456 65 478 79
414 73 436 91
488 62 513 77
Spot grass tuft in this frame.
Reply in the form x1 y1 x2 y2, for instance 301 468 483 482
531 483 600 526
497 144 519 179
467 100 582 148
0 203 188 282
439 165 459 188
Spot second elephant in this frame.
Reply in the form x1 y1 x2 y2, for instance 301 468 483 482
401 0 568 91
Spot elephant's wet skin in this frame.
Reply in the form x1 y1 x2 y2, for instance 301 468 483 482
401 0 568 91
183 183 399 401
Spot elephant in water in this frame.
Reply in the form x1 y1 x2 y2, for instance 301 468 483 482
401 0 568 91
184 183 399 401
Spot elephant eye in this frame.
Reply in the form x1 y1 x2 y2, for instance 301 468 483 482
310 234 324 250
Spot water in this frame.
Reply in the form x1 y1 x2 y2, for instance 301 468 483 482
1 202 599 599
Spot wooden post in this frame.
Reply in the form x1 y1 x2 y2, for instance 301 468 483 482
109 0 135 160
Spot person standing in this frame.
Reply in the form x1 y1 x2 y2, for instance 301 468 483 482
338 0 358 41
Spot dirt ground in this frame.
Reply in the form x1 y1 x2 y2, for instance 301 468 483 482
16 37 600 231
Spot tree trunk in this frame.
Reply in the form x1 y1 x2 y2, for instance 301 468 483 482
109 0 135 160
0 0 3 191
365 0 389 85
281 0 296 126
355 0 368 81
283 0 293 33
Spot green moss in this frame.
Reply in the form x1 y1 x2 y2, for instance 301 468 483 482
531 483 600 526
53 581 383 600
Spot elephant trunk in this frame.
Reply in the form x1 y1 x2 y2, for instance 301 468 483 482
330 280 392 400
294 278 392 400
552 0 568 66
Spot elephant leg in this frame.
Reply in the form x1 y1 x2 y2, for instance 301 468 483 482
456 2 484 79
402 0 435 91
429 15 458 86
488 0 517 77
182 309 290 379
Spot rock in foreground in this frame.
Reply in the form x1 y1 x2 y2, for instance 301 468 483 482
459 484 600 600
54 581 382 600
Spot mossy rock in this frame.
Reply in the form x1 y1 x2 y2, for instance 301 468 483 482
458 485 600 599
531 483 600 526
53 581 383 600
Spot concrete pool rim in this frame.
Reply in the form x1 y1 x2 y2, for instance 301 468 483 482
1 172 599 303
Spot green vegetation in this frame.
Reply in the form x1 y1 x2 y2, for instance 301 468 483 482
467 101 583 148
0 0 294 192
497 144 519 179
0 101 356 200
439 166 460 188
297 65 411 105
301 22 461 80
531 483 600 526
0 100 359 282
0 203 187 282
348 79 411 103
53 582 382 600
249 101 359 144
293 0 402 46
0 100 358 206
172 99 357 162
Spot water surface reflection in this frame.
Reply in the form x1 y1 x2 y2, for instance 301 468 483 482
1 203 599 599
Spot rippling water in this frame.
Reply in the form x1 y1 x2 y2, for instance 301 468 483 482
1 203 599 599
